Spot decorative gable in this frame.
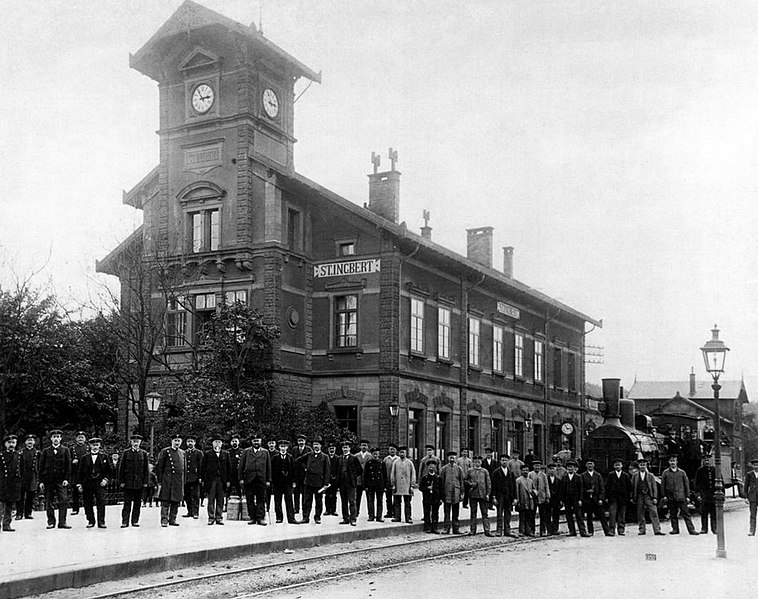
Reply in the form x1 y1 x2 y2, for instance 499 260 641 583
179 47 220 73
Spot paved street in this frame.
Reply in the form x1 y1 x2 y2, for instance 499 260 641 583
264 504 757 599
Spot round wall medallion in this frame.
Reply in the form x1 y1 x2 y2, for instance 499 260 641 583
287 307 300 328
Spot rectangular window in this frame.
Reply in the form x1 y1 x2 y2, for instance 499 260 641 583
410 297 425 353
338 241 355 256
436 412 450 453
468 317 480 367
224 290 247 305
437 307 451 360
334 405 358 435
189 208 220 253
166 297 187 347
568 352 577 391
335 294 358 347
553 347 563 388
468 415 480 456
408 408 423 462
534 339 544 383
493 325 503 372
287 209 300 251
194 292 216 343
491 418 504 459
514 332 524 377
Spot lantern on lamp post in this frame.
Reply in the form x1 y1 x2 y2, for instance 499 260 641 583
700 324 729 559
146 391 162 459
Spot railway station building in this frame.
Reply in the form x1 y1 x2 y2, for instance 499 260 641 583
97 1 601 461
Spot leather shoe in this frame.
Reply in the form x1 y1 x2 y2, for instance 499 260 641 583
121 523 129 528
58 524 72 529
3 527 15 532
257 521 267 526
47 524 56 529
654 532 666 536
132 523 140 527
98 524 107 529
484 532 494 537
169 522 179 526
215 521 224 525
87 523 96 528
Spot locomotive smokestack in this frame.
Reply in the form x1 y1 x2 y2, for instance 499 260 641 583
601 378 623 427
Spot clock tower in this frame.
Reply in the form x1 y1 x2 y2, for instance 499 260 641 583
128 0 320 260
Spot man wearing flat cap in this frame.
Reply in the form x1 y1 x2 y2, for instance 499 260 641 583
155 434 185 527
745 457 758 536
183 436 202 519
239 433 271 526
16 434 39 521
38 429 72 529
200 434 232 525
70 431 88 515
119 433 149 527
77 438 112 528
0 434 21 532
605 458 631 536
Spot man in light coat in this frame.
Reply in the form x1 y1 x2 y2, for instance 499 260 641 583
631 458 664 536
661 455 699 535
466 455 492 536
440 451 464 534
155 434 186 527
528 459 550 536
390 446 416 523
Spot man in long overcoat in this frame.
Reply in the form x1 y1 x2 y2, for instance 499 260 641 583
155 434 185 527
200 434 232 525
439 451 464 534
694 455 717 534
745 457 758 536
38 429 72 529
390 445 416 523
239 434 271 526
118 433 149 528
491 454 517 536
0 434 21 532
16 434 39 520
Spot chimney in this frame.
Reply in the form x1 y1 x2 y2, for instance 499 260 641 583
466 226 493 268
503 246 514 278
420 209 432 240
689 367 696 396
368 149 400 224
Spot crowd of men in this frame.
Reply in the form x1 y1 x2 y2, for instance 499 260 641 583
2 430 758 539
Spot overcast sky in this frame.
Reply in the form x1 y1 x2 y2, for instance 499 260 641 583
2 0 757 391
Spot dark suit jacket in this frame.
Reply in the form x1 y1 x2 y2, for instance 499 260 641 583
694 465 716 501
200 449 232 491
118 448 149 490
0 450 21 502
38 446 72 485
239 447 271 484
363 459 386 490
17 447 39 492
271 453 296 489
547 475 563 503
580 470 605 501
335 454 361 489
562 473 584 505
481 458 496 475
301 451 331 488
490 466 517 503
77 452 113 487
604 470 632 503
745 471 758 502
184 448 203 483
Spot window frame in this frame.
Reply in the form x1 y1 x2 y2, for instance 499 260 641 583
468 316 480 368
410 296 425 354
188 207 220 253
534 339 544 383
492 324 504 373
334 293 359 348
514 332 524 378
437 306 451 361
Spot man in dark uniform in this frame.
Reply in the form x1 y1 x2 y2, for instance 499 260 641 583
364 448 386 522
38 429 72 529
200 433 232 525
324 442 340 516
481 447 496 475
694 455 717 534
119 433 149 527
299 436 330 524
183 436 202 519
155 434 185 527
265 438 278 514
291 434 312 515
69 431 88 515
0 434 21 532
227 434 243 501
16 434 39 520
546 462 563 534
490 454 517 537
563 459 589 537
239 433 271 526
271 439 297 524
581 458 610 536
336 440 361 526
77 437 112 528
605 458 632 536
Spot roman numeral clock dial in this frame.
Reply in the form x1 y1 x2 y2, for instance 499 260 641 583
262 88 279 119
191 83 214 114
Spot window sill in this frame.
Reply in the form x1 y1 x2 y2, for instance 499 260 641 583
328 347 364 355
467 365 482 372
436 356 453 365
409 351 427 361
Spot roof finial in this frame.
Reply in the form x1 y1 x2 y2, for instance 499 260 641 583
389 147 398 171
371 152 381 174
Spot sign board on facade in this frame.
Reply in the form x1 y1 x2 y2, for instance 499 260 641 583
314 258 381 278
497 301 520 319
184 142 223 174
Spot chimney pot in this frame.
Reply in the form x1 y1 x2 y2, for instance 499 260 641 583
503 246 514 278
689 368 696 396
466 227 493 268
367 151 400 223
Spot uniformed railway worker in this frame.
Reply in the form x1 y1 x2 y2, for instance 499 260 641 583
38 429 72 529
16 434 39 521
0 434 21 532
119 433 149 527
155 434 185 527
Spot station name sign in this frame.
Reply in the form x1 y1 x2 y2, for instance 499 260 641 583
314 258 381 278
496 301 520 319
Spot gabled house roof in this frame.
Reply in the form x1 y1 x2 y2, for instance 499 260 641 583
628 379 747 402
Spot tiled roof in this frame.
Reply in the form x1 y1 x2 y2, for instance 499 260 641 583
627 379 746 401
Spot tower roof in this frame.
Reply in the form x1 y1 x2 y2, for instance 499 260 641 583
129 0 320 83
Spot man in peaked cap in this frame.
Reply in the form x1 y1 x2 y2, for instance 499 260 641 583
38 429 73 529
70 431 88 515
16 434 39 520
227 434 243 502
298 436 330 524
271 439 297 524
119 433 149 527
239 432 271 526
605 457 632 536
155 434 185 527
183 435 202 519
200 433 232 525
291 433 311 515
0 434 21 532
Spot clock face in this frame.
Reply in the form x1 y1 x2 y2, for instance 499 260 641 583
561 422 574 435
262 88 279 118
191 83 214 114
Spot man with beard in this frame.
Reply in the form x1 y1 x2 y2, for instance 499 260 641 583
239 433 271 526
155 434 185 527
227 434 243 501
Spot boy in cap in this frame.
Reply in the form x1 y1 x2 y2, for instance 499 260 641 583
119 433 149 527
0 434 20 531
16 434 39 520
201 433 232 525
605 458 631 536
745 457 758 536
38 429 72 529
77 437 112 528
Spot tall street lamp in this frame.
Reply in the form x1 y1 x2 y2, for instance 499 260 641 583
389 403 399 446
700 324 729 559
146 391 162 459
